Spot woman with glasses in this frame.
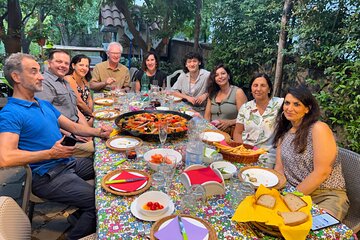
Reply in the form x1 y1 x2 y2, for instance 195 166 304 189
204 64 247 135
233 73 283 168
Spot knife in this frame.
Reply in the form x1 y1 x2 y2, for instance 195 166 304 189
177 216 188 240
105 177 147 184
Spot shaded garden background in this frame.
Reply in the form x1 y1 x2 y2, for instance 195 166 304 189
0 0 359 152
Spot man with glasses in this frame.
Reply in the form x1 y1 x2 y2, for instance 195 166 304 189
90 42 130 92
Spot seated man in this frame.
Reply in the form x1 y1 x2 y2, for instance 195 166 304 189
35 50 94 157
90 42 130 92
0 53 112 240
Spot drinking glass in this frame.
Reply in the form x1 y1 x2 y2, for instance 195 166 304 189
126 147 137 161
180 194 195 215
189 184 206 208
158 122 168 146
152 172 165 192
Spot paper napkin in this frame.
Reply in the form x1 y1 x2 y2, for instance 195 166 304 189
108 171 148 192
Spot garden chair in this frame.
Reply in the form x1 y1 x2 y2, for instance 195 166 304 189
166 69 183 88
339 147 360 233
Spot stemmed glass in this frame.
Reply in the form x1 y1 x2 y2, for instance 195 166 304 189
158 121 168 146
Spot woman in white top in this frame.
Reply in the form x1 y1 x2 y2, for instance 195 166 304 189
233 73 283 168
171 52 210 111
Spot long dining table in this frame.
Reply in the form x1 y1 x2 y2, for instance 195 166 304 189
92 93 354 240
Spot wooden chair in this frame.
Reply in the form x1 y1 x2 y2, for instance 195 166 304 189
339 147 360 233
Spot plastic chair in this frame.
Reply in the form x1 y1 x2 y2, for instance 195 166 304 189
339 147 360 233
0 196 31 240
166 69 183 88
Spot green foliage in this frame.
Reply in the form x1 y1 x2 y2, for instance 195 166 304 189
209 0 282 86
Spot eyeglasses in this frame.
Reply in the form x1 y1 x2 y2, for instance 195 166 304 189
216 103 222 117
109 52 121 55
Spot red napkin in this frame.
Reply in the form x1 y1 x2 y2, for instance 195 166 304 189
184 167 222 185
219 140 230 146
108 171 148 192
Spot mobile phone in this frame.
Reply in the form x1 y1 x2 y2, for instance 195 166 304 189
311 213 340 231
61 136 78 146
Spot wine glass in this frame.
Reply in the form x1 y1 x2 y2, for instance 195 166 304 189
158 122 168 146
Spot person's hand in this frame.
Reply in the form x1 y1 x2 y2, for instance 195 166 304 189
195 94 207 105
105 77 116 86
75 135 91 143
186 96 196 105
49 136 76 159
99 125 113 138
216 119 233 131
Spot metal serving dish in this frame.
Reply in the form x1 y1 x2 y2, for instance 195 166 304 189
115 110 192 141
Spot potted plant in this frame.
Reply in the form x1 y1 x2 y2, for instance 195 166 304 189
27 24 50 46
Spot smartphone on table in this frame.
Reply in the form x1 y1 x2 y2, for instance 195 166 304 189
311 213 340 231
61 135 78 146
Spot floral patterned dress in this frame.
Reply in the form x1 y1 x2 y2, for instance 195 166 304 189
236 97 283 167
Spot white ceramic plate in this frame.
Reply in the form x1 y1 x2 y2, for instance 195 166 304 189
156 107 170 111
241 168 279 187
173 96 182 102
184 111 195 117
210 161 237 180
108 172 148 192
109 137 140 149
94 98 114 105
143 149 182 165
200 131 225 142
158 217 209 240
130 198 174 221
129 101 144 107
94 110 120 119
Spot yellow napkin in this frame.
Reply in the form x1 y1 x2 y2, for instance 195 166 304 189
232 185 312 240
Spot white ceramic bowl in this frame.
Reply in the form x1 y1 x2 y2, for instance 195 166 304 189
144 148 182 171
137 191 170 216
156 106 170 111
210 161 237 180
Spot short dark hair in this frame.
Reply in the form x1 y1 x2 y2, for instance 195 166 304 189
249 73 273 98
207 64 234 98
4 53 36 86
48 49 70 60
182 52 204 73
141 51 159 72
273 84 321 153
67 54 92 82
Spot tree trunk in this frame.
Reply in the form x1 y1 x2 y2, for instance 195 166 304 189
4 0 22 54
273 0 293 97
193 0 202 51
115 0 147 52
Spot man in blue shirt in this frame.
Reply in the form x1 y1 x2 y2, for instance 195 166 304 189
0 53 112 240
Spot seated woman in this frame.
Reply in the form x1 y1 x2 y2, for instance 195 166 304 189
135 51 167 92
204 64 247 135
171 52 210 112
233 73 283 167
273 85 348 220
64 54 94 126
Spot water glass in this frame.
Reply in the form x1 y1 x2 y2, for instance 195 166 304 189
152 172 165 192
126 147 137 161
189 184 206 207
180 194 195 215
228 180 255 213
158 122 168 146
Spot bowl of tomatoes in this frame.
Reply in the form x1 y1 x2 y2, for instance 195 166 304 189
143 148 182 171
137 191 170 216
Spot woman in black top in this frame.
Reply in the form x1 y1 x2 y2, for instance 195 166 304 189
135 51 167 92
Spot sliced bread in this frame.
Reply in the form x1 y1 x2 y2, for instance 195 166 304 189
282 193 307 211
278 211 308 226
256 194 276 209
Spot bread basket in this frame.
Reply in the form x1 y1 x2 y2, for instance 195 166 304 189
218 142 260 164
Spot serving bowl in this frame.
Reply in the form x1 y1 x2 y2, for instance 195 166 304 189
143 148 182 171
210 161 237 180
137 191 170 217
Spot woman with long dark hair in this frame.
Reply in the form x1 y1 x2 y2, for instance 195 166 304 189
233 73 283 167
204 64 247 135
273 85 348 220
64 54 93 126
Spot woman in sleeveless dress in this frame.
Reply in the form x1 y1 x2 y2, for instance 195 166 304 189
273 85 349 220
204 64 247 135
65 54 94 126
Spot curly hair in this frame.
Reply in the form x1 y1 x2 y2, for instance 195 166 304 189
182 52 204 73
